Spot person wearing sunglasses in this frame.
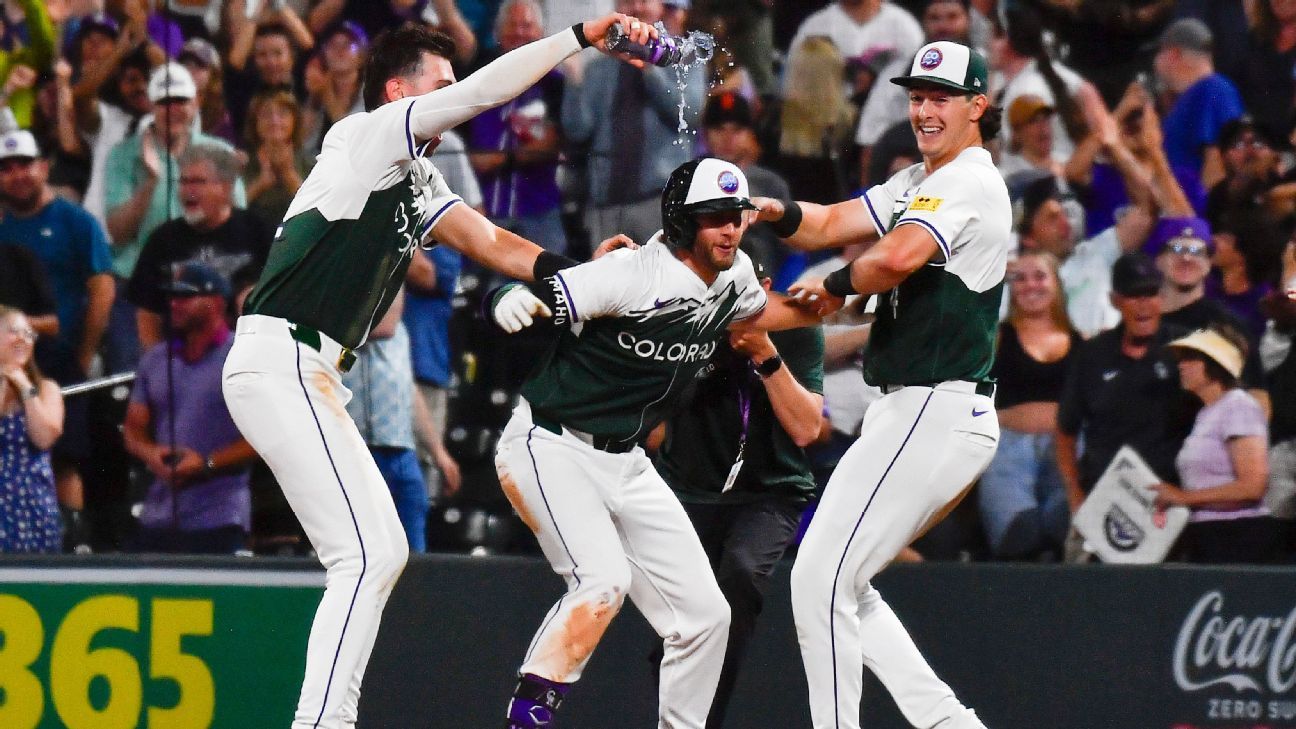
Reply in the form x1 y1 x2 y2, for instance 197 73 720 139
1144 215 1271 415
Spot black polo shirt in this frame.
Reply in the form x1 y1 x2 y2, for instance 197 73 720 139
1057 322 1197 492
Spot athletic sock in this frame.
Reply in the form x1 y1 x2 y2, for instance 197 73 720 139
504 673 570 728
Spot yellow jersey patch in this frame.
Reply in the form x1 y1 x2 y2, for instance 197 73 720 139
908 196 942 212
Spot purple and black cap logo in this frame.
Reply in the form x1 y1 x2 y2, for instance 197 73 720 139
717 170 740 194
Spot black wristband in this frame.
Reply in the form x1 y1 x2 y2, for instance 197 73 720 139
768 200 803 238
533 251 579 281
823 266 858 298
571 23 593 49
754 354 784 378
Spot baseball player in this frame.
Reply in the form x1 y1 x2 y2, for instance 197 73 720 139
487 158 819 728
221 16 660 729
757 41 1009 728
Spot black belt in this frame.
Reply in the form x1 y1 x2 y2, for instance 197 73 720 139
881 381 996 397
531 411 638 454
288 323 357 373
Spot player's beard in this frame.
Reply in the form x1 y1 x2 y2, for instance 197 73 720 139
183 207 207 226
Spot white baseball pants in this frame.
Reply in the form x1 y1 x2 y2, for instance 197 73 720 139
223 315 409 729
495 399 731 729
791 383 998 729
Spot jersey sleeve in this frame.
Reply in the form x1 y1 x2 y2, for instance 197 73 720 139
547 248 646 325
891 166 980 263
416 162 466 239
861 169 913 238
777 326 825 395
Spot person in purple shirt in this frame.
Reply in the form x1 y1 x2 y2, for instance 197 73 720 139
122 262 256 554
467 0 568 254
1154 19 1244 185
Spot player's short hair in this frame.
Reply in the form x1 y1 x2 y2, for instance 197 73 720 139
977 103 1003 141
179 142 243 186
362 25 457 112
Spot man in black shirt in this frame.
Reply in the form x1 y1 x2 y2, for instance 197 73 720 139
127 142 273 348
651 270 824 728
1057 253 1194 517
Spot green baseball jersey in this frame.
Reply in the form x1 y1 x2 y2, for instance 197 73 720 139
656 325 825 505
244 106 463 349
858 146 1009 385
522 236 768 445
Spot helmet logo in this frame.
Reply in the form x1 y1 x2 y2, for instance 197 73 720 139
919 48 942 70
717 170 740 195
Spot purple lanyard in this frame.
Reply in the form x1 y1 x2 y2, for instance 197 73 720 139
735 380 752 460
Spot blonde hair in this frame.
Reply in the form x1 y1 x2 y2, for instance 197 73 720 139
0 306 44 394
780 36 855 157
1007 251 1075 334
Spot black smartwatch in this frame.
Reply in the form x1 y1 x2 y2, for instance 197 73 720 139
754 354 784 378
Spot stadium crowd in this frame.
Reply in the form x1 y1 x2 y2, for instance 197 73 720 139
0 0 1294 565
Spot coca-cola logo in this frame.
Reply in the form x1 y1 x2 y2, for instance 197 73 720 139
1173 590 1296 694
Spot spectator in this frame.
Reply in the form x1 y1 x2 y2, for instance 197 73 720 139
990 2 1101 164
1034 0 1173 106
103 61 246 372
302 21 366 154
0 243 57 337
126 142 273 350
0 0 55 130
1155 326 1283 564
692 0 777 98
0 306 64 554
562 0 705 246
789 0 923 78
1153 18 1244 189
856 0 974 185
702 92 792 276
999 95 1060 179
242 89 312 227
0 129 112 552
1230 0 1296 146
1204 116 1282 225
403 243 463 507
343 292 461 553
309 0 477 64
178 37 234 144
468 0 568 254
225 20 311 135
122 262 256 555
70 15 153 229
1057 253 1192 538
650 271 824 728
774 36 855 204
1207 212 1280 340
978 251 1079 560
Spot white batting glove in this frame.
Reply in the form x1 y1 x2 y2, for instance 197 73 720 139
493 285 552 333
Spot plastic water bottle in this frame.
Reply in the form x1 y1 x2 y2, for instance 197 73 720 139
604 21 715 67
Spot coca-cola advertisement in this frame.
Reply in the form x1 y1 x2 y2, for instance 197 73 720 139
1170 589 1296 727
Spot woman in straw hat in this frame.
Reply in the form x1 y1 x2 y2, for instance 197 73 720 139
1155 325 1285 563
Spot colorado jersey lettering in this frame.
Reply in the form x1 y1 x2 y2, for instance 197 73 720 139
522 235 767 444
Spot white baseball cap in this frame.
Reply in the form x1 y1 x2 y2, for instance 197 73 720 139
891 41 989 95
681 158 757 212
148 62 197 103
0 130 40 161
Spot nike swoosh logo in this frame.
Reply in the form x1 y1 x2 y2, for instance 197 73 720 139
654 297 680 309
971 408 988 417
1102 370 1119 382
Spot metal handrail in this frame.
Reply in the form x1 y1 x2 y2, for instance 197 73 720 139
60 372 136 398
